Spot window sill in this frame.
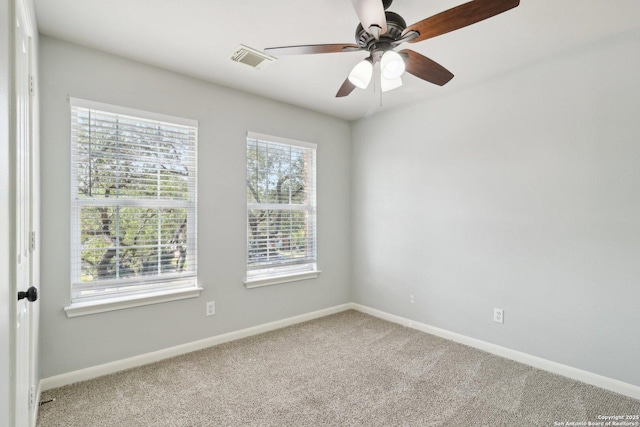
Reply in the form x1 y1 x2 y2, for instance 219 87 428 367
64 287 203 318
244 270 321 289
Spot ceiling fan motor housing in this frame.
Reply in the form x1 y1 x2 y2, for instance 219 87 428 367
355 11 406 52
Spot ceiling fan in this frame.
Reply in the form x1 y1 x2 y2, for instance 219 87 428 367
264 0 520 97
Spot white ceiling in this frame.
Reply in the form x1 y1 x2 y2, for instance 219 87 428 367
35 0 640 121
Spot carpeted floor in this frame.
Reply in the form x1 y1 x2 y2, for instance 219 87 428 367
37 310 640 426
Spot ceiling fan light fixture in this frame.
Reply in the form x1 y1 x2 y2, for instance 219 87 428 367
381 50 405 80
348 59 373 89
381 76 403 92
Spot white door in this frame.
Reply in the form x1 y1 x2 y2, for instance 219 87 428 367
15 0 36 425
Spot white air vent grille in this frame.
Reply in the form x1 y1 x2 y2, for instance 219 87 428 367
230 45 276 70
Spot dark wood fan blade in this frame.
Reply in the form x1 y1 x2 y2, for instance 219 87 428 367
265 44 361 56
336 77 357 98
400 49 454 86
351 0 388 35
402 0 520 43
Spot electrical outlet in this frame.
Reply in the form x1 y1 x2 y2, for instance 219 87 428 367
206 301 216 316
494 308 504 324
410 294 414 304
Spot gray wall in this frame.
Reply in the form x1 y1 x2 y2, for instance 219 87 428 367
351 29 640 387
40 26 640 388
39 36 351 378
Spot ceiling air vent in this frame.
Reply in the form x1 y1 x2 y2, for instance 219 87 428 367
229 45 276 70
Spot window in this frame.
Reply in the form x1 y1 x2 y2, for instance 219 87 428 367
69 98 198 310
246 132 318 287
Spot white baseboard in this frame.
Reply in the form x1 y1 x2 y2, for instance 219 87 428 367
350 303 640 401
39 302 640 402
39 303 352 392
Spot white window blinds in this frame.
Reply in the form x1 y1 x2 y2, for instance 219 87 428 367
246 132 317 281
70 98 198 302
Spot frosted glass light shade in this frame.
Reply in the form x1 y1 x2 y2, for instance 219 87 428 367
381 50 405 80
381 76 403 92
348 60 373 89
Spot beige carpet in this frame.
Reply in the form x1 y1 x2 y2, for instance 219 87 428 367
38 310 640 426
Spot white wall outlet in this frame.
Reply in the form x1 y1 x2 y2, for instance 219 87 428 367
494 308 504 324
410 294 414 304
206 301 216 316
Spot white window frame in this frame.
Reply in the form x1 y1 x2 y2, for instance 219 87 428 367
245 132 319 288
66 98 201 316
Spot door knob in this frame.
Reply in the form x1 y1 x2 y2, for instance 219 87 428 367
17 286 38 302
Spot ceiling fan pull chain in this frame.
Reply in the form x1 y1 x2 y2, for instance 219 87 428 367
373 61 379 95
376 62 383 107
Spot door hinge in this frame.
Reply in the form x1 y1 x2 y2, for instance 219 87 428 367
29 385 35 407
30 231 36 252
29 75 35 96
